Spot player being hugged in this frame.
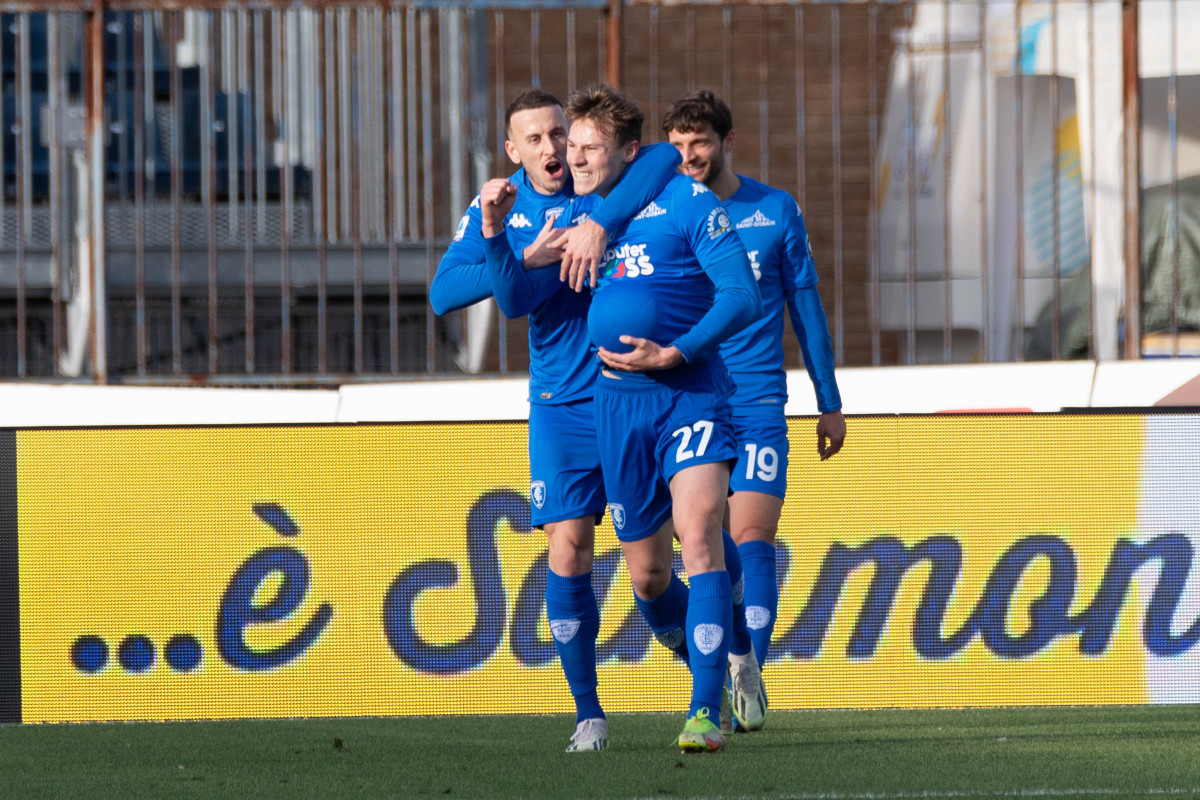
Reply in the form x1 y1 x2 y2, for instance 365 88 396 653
562 83 764 754
432 88 682 754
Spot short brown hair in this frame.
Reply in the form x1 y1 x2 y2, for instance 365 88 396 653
564 82 644 147
662 90 733 140
504 88 563 135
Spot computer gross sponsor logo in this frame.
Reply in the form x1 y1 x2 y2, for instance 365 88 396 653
600 242 654 278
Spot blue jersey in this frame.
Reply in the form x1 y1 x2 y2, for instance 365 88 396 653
720 175 841 414
578 174 760 382
431 168 573 316
429 142 682 315
431 144 682 405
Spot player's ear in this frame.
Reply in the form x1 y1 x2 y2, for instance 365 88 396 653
503 139 523 166
623 140 640 164
723 129 736 157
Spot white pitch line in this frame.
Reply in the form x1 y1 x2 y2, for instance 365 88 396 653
628 789 1200 800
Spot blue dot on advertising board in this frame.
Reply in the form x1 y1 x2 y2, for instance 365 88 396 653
71 635 108 674
165 634 203 672
118 635 156 673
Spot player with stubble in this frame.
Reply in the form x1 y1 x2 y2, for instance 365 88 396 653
432 88 681 753
561 83 764 753
663 91 846 699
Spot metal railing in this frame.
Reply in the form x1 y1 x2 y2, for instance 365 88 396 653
0 0 1194 384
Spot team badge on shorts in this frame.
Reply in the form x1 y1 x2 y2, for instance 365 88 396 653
608 503 626 531
693 623 724 655
530 480 547 510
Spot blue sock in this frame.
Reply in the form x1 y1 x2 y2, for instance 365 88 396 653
686 570 732 719
738 540 779 667
723 529 753 657
634 571 691 667
545 569 604 723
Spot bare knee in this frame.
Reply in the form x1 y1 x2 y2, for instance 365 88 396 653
545 518 595 577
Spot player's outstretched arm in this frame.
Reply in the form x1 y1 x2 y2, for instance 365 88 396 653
429 197 494 315
788 286 845 460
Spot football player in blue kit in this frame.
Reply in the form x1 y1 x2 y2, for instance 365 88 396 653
663 91 846 684
431 88 681 753
561 83 764 753
431 88 680 317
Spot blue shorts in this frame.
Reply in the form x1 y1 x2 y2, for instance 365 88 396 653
728 411 790 499
594 361 738 542
528 399 606 527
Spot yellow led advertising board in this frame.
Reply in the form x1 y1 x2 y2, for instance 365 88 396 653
5 413 1197 723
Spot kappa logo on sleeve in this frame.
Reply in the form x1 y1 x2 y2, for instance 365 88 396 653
691 182 711 196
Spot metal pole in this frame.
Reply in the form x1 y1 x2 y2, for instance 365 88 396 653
605 0 621 86
1122 0 1142 359
87 1 108 381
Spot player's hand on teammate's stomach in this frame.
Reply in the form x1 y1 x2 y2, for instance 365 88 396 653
597 338 684 373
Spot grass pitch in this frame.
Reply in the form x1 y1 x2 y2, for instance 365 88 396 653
2 706 1199 799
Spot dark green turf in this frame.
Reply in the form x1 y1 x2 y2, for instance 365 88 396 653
2 706 1199 799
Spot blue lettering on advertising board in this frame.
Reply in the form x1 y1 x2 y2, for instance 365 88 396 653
216 545 334 671
70 493 1200 677
776 532 1200 662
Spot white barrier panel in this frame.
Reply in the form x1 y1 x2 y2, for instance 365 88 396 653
0 384 341 427
793 362 1098 416
1092 361 1200 408
336 378 532 422
2 360 1200 428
